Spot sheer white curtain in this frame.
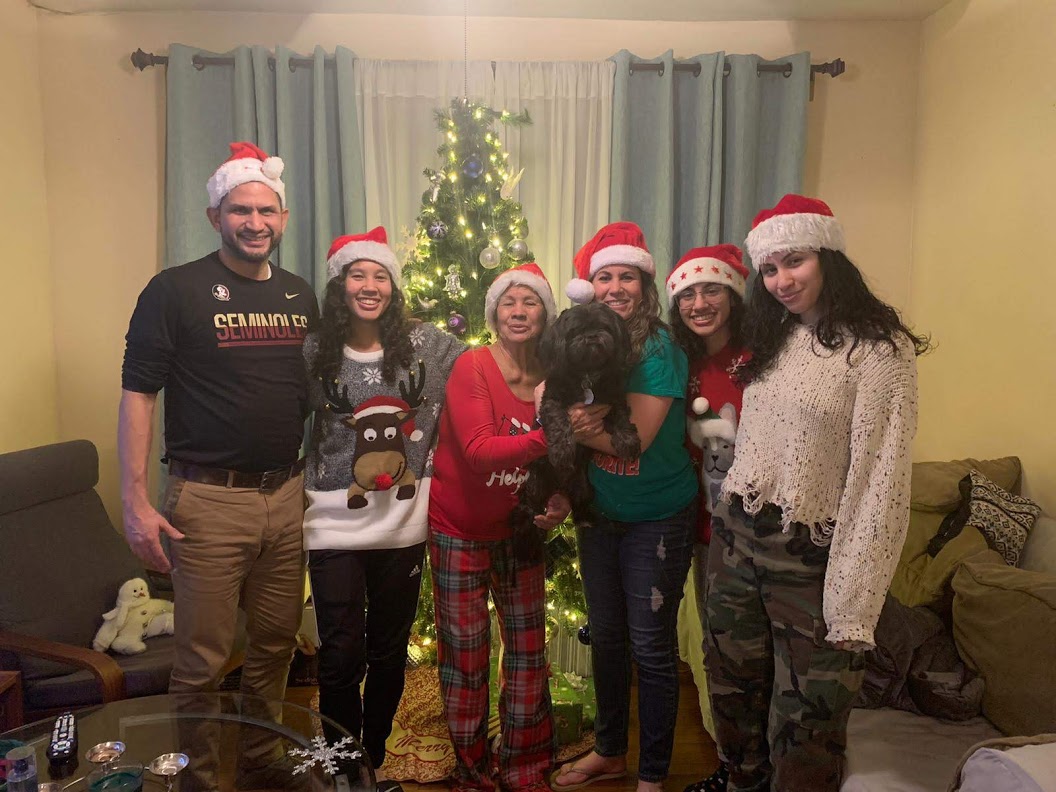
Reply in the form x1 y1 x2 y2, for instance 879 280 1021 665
353 59 614 299
492 61 614 300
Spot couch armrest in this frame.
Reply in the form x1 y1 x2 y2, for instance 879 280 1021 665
0 629 126 702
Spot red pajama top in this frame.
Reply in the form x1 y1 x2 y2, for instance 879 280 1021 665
429 347 549 541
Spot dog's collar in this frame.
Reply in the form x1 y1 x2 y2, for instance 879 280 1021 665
581 377 595 406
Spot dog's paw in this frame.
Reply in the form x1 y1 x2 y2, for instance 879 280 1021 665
612 429 641 460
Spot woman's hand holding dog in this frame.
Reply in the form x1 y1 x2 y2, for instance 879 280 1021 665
569 403 610 440
533 492 572 530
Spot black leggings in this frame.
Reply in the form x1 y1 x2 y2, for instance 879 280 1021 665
308 543 425 768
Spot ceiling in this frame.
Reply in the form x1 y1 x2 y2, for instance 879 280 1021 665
30 0 954 21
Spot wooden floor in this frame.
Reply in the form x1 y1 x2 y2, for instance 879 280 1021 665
285 665 720 791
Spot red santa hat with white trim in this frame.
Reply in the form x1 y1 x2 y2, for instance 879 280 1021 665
566 221 655 304
744 194 846 267
207 141 286 208
665 244 749 307
326 226 400 285
350 395 423 442
484 262 558 333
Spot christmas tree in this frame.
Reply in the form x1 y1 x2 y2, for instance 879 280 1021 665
401 99 589 661
401 98 534 347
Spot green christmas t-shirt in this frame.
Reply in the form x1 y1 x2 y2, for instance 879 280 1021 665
588 327 697 523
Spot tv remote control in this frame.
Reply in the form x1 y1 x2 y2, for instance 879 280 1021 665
45 711 78 777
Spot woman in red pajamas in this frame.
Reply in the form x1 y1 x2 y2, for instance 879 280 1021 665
429 263 604 792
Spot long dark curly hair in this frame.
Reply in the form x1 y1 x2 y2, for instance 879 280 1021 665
309 264 415 384
668 286 745 361
624 272 668 361
741 248 930 381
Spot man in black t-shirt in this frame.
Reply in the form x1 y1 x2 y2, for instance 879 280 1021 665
119 142 318 721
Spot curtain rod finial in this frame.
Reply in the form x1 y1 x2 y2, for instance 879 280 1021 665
130 48 166 71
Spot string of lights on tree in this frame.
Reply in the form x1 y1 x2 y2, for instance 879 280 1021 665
400 98 535 346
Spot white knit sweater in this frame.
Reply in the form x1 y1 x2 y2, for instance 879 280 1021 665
721 324 918 650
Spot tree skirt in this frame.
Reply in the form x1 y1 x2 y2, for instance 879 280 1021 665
310 665 596 784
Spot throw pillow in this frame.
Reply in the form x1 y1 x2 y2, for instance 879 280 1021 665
963 470 1041 566
910 456 1022 514
952 557 1056 736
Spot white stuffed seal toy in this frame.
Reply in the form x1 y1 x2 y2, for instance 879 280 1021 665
92 577 175 655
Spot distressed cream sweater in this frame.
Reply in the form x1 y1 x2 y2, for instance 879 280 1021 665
721 324 918 650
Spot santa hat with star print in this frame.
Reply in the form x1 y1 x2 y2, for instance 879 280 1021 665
350 395 423 442
665 244 749 307
566 221 655 304
326 226 400 284
207 141 286 209
744 194 846 267
484 262 558 333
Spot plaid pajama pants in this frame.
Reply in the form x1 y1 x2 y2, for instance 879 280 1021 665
429 528 556 792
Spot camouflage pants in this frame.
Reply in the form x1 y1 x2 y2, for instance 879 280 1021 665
704 496 865 792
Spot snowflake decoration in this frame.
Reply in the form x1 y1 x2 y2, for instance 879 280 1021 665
288 735 363 776
425 449 434 471
362 367 382 385
689 376 700 397
432 401 442 418
393 225 418 266
410 326 426 348
727 355 747 377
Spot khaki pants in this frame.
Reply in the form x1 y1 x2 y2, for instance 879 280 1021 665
163 472 306 704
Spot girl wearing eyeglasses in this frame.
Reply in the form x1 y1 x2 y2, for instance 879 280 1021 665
664 244 750 792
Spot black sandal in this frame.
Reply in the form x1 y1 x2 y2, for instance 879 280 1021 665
681 763 729 792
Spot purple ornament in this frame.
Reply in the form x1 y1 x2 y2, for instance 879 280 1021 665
447 313 468 336
462 156 484 179
427 220 448 240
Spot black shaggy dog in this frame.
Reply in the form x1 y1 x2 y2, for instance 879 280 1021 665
511 302 641 560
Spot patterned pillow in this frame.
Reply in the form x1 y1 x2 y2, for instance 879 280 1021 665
965 470 1041 566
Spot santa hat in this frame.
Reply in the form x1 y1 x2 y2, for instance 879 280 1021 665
484 263 558 333
206 141 286 209
566 221 655 304
326 226 400 284
665 244 749 307
691 397 738 443
744 194 846 267
351 395 423 442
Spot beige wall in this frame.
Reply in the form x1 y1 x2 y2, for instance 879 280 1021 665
33 11 921 520
1 1 58 453
911 0 1056 513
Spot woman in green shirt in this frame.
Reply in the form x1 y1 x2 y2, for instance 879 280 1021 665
552 222 698 792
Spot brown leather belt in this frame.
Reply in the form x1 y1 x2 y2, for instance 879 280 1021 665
167 458 306 492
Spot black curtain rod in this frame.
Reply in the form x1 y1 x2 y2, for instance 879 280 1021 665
129 48 845 81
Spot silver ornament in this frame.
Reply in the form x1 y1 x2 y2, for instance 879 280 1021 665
507 238 528 261
478 246 502 270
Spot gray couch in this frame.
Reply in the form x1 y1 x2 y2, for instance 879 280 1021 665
0 440 176 722
841 457 1056 792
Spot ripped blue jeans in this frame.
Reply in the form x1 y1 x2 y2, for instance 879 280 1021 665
576 501 696 781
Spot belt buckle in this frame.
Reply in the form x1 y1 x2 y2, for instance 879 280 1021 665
258 468 286 493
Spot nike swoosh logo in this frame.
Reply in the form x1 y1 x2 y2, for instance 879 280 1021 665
285 292 299 299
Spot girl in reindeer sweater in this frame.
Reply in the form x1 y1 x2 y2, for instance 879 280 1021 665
302 228 463 788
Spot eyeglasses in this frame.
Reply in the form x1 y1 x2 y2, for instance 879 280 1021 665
676 284 727 306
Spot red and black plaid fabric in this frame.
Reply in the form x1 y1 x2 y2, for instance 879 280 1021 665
430 529 555 792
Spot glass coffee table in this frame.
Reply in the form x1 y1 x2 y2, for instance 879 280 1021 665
1 693 374 792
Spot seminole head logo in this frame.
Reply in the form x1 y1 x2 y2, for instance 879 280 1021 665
212 284 231 301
